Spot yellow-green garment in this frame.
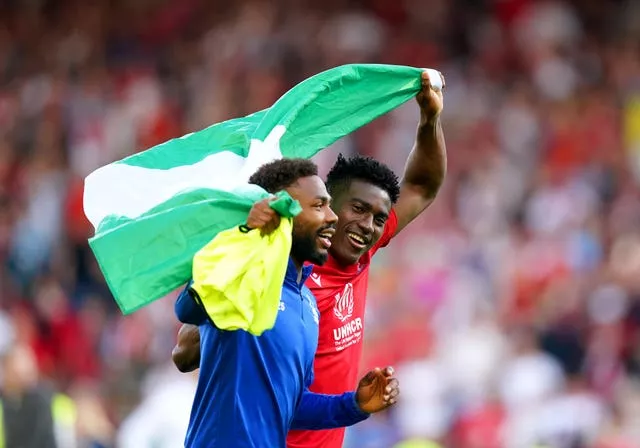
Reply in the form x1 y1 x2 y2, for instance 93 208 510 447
191 190 302 336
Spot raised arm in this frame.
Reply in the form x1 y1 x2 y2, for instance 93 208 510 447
393 70 446 235
290 367 398 430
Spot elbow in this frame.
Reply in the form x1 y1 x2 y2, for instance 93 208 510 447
172 323 201 372
428 176 445 200
172 346 199 373
423 161 447 199
422 170 446 200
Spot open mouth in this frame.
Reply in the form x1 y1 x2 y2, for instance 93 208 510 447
347 232 368 250
317 229 335 249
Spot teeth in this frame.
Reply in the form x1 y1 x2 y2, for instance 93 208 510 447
348 233 366 244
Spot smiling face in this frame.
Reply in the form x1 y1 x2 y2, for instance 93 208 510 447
329 179 392 266
286 175 338 266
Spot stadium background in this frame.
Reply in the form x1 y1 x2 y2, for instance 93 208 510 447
0 0 639 446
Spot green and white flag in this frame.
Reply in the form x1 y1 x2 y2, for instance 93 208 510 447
84 64 427 314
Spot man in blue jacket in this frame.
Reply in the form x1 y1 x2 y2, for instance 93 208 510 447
176 158 399 448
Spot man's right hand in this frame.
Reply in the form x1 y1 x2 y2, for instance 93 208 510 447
246 198 281 236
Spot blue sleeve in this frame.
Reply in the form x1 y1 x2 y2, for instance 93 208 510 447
290 370 369 430
174 280 207 326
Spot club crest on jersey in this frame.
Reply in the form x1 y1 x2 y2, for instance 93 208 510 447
333 283 354 322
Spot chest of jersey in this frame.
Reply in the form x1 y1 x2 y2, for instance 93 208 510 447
193 282 321 447
305 263 370 355
272 284 320 368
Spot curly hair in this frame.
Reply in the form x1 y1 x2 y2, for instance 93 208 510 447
248 158 318 193
325 154 400 203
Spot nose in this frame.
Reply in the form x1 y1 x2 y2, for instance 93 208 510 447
357 214 374 235
325 207 338 225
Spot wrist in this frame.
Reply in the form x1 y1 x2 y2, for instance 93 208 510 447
419 113 440 128
348 391 370 417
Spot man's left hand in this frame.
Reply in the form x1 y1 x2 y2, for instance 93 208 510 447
416 70 445 124
355 366 399 414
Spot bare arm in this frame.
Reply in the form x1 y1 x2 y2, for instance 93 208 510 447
393 70 447 235
172 323 201 373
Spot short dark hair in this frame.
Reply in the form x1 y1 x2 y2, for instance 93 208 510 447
326 154 400 203
249 158 318 193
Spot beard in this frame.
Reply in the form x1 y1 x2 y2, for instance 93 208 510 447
291 228 329 266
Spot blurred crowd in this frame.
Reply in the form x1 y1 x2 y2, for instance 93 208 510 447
0 0 639 447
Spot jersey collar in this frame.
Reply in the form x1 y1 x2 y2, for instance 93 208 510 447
322 253 360 274
303 254 361 273
285 257 313 286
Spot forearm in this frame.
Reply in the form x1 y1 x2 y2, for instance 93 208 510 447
405 116 447 199
394 115 447 233
290 391 369 430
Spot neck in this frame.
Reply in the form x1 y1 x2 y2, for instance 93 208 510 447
329 251 358 269
291 256 303 271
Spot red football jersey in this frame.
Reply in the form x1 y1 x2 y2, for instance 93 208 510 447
287 209 398 448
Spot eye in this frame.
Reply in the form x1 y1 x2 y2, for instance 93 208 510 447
352 204 364 213
374 217 386 227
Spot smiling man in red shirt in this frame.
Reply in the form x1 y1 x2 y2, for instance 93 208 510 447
172 70 446 448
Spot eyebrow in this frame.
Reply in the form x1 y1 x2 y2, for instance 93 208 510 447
351 198 389 219
315 196 331 204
